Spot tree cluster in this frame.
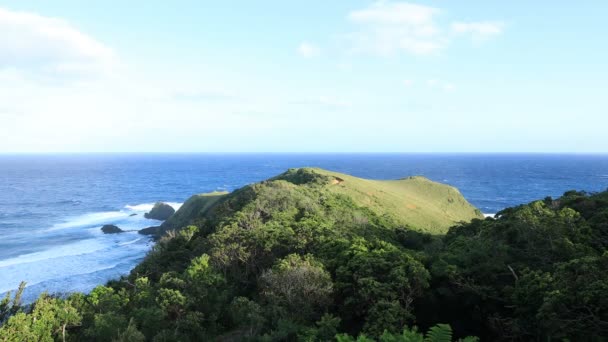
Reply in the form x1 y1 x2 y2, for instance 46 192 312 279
1 172 607 341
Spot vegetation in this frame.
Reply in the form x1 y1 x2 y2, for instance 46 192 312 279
1 168 607 341
161 168 482 236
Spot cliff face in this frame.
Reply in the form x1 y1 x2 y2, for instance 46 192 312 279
160 167 482 235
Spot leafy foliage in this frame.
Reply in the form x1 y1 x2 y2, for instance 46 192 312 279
0 294 80 342
0 281 25 324
337 323 478 342
1 168 607 340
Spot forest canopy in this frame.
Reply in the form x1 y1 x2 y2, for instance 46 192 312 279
1 168 607 341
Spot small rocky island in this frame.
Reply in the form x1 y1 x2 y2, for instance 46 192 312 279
100 224 123 234
144 202 175 220
100 202 175 236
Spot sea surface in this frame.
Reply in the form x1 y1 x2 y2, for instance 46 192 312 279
1 153 607 302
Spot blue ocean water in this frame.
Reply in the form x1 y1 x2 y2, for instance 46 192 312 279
1 153 608 302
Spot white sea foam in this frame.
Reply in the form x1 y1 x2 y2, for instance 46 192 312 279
0 264 120 295
483 213 496 218
0 239 107 269
47 201 182 232
0 201 182 300
125 203 155 211
125 202 183 212
15 257 145 303
0 232 150 295
118 237 143 246
49 211 129 231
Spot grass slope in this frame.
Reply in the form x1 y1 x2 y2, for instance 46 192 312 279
277 168 482 233
161 191 228 232
164 167 482 234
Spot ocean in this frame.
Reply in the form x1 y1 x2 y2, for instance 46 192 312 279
1 153 607 302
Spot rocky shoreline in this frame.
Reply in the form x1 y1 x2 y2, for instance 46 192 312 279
100 202 174 238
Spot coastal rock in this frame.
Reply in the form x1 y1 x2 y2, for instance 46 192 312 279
144 202 176 220
138 226 160 236
101 224 124 234
129 213 138 217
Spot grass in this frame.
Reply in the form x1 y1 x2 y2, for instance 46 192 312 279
277 168 483 234
163 168 483 235
161 191 228 231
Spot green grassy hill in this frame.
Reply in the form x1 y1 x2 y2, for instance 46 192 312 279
162 167 482 235
4 169 607 341
162 191 228 231
288 168 482 232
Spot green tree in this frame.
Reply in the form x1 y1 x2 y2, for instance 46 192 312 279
0 295 81 342
260 254 333 323
0 281 25 324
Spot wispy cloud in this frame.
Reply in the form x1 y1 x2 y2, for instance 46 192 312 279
171 89 237 102
297 42 321 58
426 79 454 91
343 1 504 56
0 7 116 79
402 78 453 91
347 1 444 56
451 21 505 41
291 95 351 109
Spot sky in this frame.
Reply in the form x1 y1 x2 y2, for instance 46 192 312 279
0 1 607 153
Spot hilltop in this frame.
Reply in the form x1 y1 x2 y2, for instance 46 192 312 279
3 169 606 341
161 167 482 236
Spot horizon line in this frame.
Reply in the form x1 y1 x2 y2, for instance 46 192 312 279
1 151 608 156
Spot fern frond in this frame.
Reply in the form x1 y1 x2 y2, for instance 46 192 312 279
458 337 480 342
424 324 452 342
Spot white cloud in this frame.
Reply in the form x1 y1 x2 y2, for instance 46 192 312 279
344 1 504 56
291 95 351 109
337 62 353 71
316 96 351 108
0 67 281 152
403 79 414 87
297 42 321 58
426 79 454 91
349 2 439 26
451 21 504 40
0 7 116 78
171 89 237 102
443 83 455 91
347 1 444 56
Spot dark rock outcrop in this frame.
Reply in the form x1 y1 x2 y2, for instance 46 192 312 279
138 226 160 236
101 224 124 234
129 213 138 217
144 202 175 220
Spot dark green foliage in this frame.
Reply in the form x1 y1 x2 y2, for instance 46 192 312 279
331 238 430 336
114 318 145 342
424 324 452 342
336 323 478 342
260 254 333 323
2 170 608 341
419 191 608 340
0 294 80 342
0 281 25 324
271 167 333 186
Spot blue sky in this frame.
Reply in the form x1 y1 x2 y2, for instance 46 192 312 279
0 1 606 153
